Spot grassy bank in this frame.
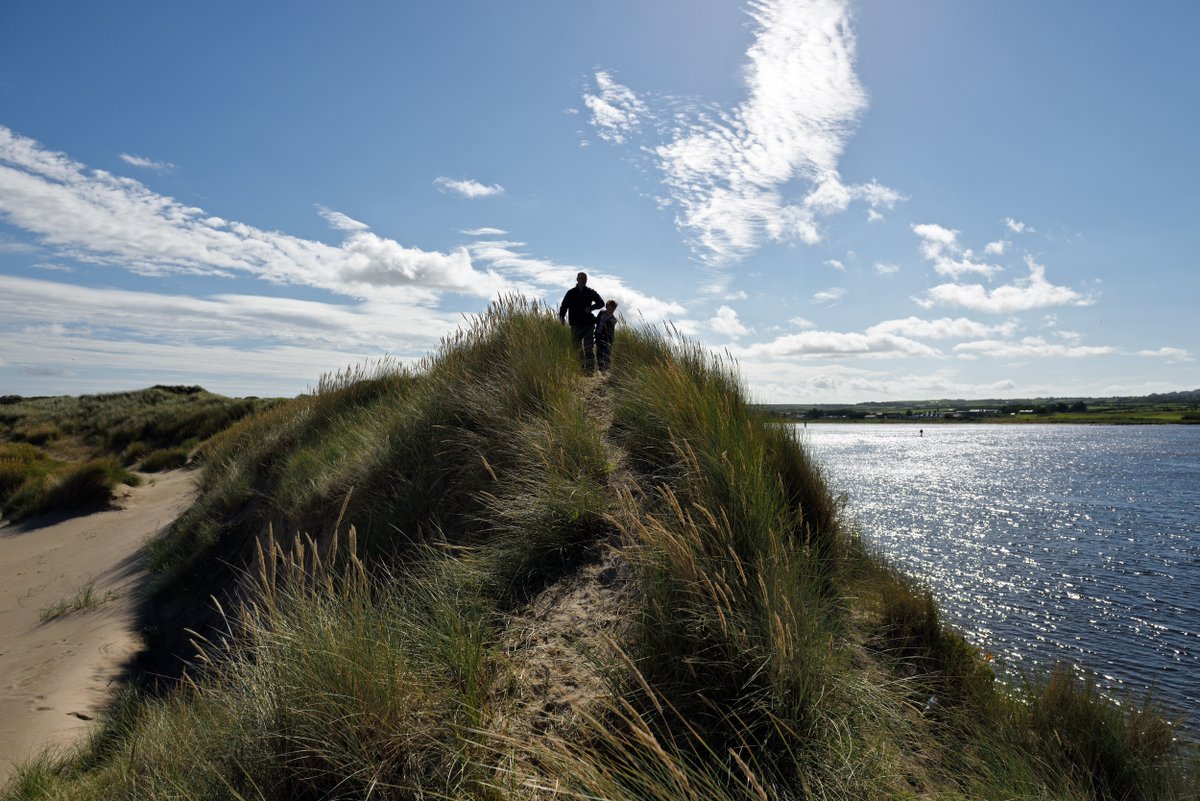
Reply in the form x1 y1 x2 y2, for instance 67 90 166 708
4 299 1195 800
0 386 273 521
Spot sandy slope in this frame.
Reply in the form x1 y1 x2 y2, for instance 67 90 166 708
0 469 196 782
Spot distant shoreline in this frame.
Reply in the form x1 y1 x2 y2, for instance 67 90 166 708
775 416 1199 425
759 391 1200 426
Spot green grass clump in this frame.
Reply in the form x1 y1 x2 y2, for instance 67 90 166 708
1 386 270 520
3 457 141 520
1019 665 1183 800
1 446 139 521
0 386 267 457
138 445 191 472
39 578 118 621
11 422 60 445
0 443 62 511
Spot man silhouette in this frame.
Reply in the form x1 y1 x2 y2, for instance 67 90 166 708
558 271 604 374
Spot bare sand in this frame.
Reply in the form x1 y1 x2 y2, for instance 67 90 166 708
0 469 196 782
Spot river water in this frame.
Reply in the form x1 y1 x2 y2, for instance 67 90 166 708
798 423 1200 730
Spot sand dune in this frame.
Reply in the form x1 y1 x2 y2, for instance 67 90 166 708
0 469 196 782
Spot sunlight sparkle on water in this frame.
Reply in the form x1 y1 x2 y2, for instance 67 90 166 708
800 423 1200 730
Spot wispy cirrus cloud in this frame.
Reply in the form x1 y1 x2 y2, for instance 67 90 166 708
916 256 1093 314
812 286 847 304
583 70 647 144
0 235 40 253
461 227 508 236
119 153 176 173
1137 347 1193 362
0 274 460 352
954 336 1114 359
464 238 688 324
317 205 370 231
31 261 74 273
0 126 506 302
727 329 939 360
867 316 1017 340
739 360 1026 403
587 0 900 264
0 273 469 394
433 177 505 198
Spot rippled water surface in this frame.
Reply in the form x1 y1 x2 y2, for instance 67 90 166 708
800 423 1200 728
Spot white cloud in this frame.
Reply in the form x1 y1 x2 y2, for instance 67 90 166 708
954 336 1113 359
984 239 1007 255
461 227 508 236
31 261 74 273
812 286 847 304
710 305 749 339
790 316 816 329
0 126 505 302
0 274 460 353
727 329 939 360
1055 329 1084 344
1005 217 1033 234
119 153 175 173
824 258 845 271
433 177 505 198
316 205 369 231
911 222 1001 278
1136 347 1193 362
867 208 884 222
669 319 702 337
916 257 1092 314
0 236 40 253
912 222 957 255
724 289 749 301
740 362 1026 403
0 274 469 395
867 316 1017 340
464 239 687 323
4 331 377 397
583 70 647 144
591 0 899 264
873 262 899 276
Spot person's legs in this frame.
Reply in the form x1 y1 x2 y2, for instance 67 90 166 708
596 338 611 372
572 323 596 373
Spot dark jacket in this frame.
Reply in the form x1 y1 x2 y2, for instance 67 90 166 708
559 285 604 327
595 309 616 343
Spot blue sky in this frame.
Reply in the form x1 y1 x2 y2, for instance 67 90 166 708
1 0 1196 402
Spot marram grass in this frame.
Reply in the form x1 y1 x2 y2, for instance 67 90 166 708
5 299 1196 801
0 385 270 521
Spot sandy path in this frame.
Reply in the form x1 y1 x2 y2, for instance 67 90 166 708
0 469 196 782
